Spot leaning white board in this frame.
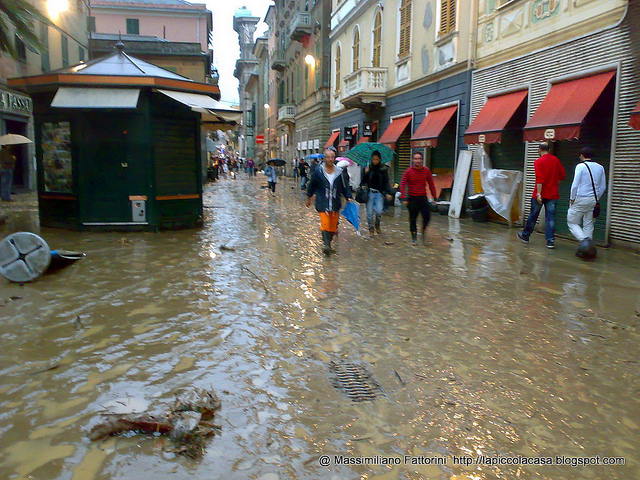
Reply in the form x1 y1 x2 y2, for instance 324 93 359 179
448 150 473 219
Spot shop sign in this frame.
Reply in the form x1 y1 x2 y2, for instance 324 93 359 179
478 134 486 143
0 90 32 115
544 129 555 140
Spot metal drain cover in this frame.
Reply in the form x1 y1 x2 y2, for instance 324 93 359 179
328 361 385 402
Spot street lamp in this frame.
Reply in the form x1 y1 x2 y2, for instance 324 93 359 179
305 54 315 66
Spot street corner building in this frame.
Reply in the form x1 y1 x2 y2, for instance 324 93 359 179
7 43 224 231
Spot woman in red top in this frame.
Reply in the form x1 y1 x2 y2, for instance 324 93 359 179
399 151 438 245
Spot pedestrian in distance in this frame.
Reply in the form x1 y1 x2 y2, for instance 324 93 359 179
567 146 606 257
299 158 308 190
398 151 438 245
360 150 392 237
306 147 352 255
246 158 255 177
292 158 299 180
518 141 566 249
0 145 17 202
264 163 278 195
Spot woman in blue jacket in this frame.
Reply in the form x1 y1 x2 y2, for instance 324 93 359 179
306 147 352 255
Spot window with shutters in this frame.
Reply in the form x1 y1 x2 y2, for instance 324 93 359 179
372 11 382 67
439 0 456 36
398 0 412 59
352 27 360 72
335 44 341 91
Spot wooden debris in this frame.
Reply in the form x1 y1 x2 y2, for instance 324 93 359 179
89 388 221 458
219 244 236 251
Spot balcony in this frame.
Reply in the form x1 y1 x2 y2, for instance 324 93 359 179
277 105 296 126
341 67 388 110
290 13 311 42
271 50 286 71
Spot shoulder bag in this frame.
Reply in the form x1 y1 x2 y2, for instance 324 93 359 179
584 163 600 218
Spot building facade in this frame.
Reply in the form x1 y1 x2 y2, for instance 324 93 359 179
233 7 261 159
90 0 213 83
467 0 639 248
0 0 88 192
329 0 475 184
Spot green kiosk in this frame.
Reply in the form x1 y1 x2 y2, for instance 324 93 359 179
8 43 224 230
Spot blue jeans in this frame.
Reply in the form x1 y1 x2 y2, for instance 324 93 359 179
0 169 13 201
522 197 557 242
301 176 308 189
366 191 384 229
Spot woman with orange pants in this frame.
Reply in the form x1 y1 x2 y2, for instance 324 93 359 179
306 147 352 255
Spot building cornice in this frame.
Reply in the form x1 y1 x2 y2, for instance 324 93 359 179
330 0 379 40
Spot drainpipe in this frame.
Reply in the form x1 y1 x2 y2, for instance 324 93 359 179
467 0 478 70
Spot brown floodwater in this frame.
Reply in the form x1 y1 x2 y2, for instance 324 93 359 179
1 177 639 480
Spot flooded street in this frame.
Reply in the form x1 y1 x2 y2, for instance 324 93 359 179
1 176 639 480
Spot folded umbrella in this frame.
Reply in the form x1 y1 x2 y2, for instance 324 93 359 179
345 142 394 167
336 157 356 168
341 201 360 234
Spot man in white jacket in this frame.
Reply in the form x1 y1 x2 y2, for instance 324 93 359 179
567 146 606 243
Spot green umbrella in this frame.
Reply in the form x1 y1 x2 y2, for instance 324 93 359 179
345 142 395 166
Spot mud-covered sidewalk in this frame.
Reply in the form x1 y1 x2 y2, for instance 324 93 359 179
1 177 639 480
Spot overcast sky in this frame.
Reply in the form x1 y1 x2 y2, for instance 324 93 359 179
207 0 272 106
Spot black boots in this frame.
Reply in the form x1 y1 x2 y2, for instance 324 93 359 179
375 216 381 235
322 231 336 255
411 232 418 245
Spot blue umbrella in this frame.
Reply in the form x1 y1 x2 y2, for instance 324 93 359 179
305 153 324 160
341 201 360 233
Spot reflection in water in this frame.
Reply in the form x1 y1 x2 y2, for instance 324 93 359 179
1 178 639 480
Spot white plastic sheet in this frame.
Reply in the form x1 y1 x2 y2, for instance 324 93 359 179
479 150 523 223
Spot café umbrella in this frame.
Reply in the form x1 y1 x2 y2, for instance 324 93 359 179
0 134 32 146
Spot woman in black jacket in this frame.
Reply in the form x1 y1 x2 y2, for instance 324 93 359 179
306 147 352 255
360 150 391 236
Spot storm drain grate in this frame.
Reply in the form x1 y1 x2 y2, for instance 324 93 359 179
327 361 385 403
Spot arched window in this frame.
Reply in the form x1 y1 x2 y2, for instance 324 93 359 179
335 44 341 91
372 11 382 67
398 0 412 58
352 27 360 72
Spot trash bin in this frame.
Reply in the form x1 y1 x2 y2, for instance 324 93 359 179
470 205 489 222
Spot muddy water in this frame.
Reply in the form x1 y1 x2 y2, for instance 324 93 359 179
1 177 639 480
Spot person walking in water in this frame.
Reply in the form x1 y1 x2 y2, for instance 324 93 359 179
360 150 392 237
0 145 17 202
306 147 352 255
399 151 438 245
567 146 606 255
264 162 278 195
518 141 566 249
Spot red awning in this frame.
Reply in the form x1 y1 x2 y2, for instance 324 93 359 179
523 70 615 142
630 100 640 130
464 90 528 144
379 115 412 150
358 123 378 144
324 131 340 148
410 105 458 148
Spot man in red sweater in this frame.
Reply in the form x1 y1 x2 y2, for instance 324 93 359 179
518 142 566 248
399 151 438 245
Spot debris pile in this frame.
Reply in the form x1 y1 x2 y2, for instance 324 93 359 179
90 389 221 458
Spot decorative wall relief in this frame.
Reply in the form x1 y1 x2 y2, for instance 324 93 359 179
396 60 410 83
532 0 561 23
421 45 430 74
424 2 433 29
500 7 524 37
485 21 495 43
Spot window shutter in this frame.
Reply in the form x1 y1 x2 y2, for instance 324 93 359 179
440 0 456 36
373 12 382 67
398 0 412 58
352 28 360 71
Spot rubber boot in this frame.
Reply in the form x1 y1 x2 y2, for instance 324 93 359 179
327 231 336 253
375 216 381 235
322 231 331 255
411 232 418 246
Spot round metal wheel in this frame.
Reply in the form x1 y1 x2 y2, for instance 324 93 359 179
0 232 51 282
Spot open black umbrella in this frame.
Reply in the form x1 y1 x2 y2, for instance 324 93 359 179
267 158 286 166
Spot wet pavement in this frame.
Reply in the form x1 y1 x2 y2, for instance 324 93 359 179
1 176 639 480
